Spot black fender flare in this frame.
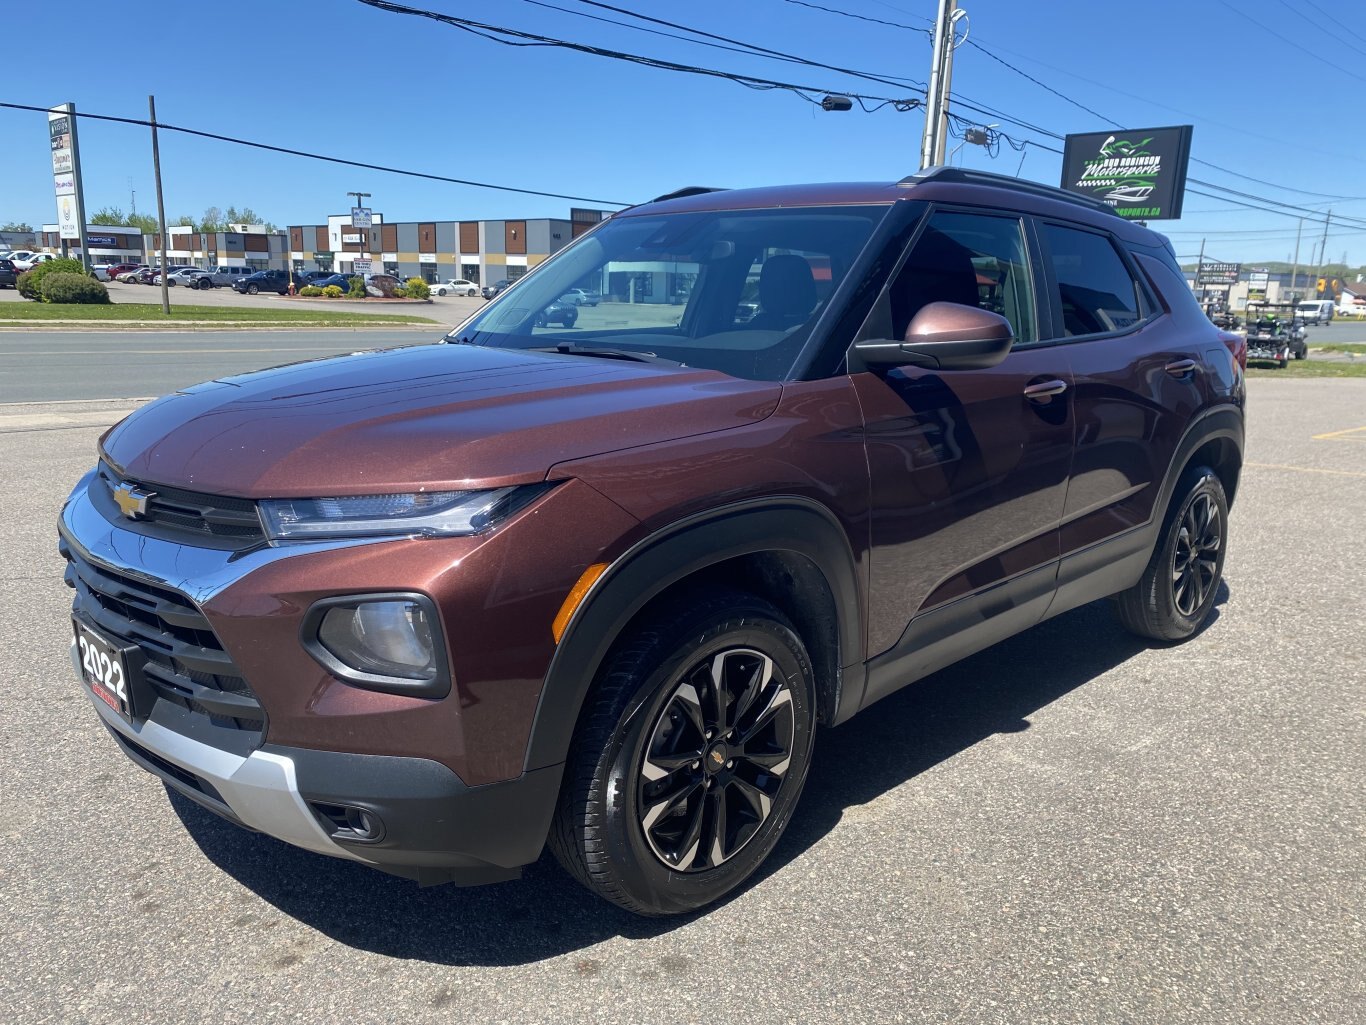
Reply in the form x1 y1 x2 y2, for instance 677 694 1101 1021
522 497 863 773
1153 403 1244 528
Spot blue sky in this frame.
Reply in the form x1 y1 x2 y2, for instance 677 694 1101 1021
3 0 1364 266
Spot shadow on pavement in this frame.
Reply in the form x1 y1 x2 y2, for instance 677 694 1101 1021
172 588 1227 966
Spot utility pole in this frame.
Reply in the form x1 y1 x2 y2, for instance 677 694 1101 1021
920 0 959 170
1289 218 1302 298
149 95 170 316
1195 238 1206 307
1316 209 1332 296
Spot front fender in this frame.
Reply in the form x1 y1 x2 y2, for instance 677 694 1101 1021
522 497 864 773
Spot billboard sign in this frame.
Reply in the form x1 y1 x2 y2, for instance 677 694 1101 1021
351 207 372 229
49 113 74 174
48 105 88 256
1061 125 1193 220
1197 261 1240 285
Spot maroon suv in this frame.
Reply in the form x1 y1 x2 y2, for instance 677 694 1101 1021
60 169 1244 915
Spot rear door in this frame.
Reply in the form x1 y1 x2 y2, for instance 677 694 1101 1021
852 208 1074 692
1034 220 1205 589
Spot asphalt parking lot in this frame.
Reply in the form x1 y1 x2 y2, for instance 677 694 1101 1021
2 375 1363 1024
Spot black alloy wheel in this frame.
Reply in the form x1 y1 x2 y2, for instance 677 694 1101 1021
550 589 816 916
247 284 259 294
1116 466 1229 641
636 647 795 872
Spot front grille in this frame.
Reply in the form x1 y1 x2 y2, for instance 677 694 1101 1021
61 537 265 732
96 462 265 542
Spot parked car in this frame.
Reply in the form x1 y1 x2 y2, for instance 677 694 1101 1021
101 262 141 282
130 266 159 284
307 273 355 291
1335 302 1366 318
232 269 293 295
559 288 601 306
481 277 519 299
295 270 338 288
166 267 213 288
12 252 56 272
533 297 578 327
59 168 1244 917
5 250 35 265
204 265 253 288
0 257 16 288
428 278 479 297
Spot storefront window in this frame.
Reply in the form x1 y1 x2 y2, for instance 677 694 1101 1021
461 264 480 284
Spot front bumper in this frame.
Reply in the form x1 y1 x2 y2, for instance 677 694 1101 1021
77 644 562 883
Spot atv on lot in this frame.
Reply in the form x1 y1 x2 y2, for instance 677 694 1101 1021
1244 301 1308 368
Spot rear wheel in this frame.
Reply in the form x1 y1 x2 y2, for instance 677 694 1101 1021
1116 467 1228 642
549 590 816 916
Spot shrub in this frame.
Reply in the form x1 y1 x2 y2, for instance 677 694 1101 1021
39 272 110 304
346 275 366 298
18 257 87 300
391 286 407 298
322 284 344 298
298 285 323 297
403 277 430 300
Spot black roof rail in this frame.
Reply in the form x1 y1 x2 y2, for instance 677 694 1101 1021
649 186 730 203
900 166 1121 218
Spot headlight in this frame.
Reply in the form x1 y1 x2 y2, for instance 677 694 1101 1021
260 487 526 540
302 593 449 697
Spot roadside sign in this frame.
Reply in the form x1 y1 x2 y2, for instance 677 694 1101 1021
353 258 373 275
1061 125 1193 220
1197 261 1240 285
351 207 372 229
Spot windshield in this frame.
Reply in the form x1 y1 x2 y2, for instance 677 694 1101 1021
1297 303 1319 312
450 205 888 381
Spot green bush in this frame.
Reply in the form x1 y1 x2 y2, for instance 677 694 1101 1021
391 286 408 298
18 257 87 300
39 272 110 304
346 275 366 298
403 277 430 300
322 284 344 298
298 285 323 297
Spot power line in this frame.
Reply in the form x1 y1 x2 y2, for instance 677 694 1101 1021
0 100 631 207
1297 0 1366 47
780 0 929 34
1272 0 1366 58
1213 0 1366 84
962 39 1123 128
352 0 922 111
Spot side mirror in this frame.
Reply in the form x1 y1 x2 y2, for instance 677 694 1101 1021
852 301 1014 372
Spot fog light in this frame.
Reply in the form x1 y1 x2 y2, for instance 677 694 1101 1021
303 593 450 697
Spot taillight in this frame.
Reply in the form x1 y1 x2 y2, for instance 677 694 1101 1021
1218 330 1246 371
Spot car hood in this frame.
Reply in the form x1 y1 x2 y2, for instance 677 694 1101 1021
101 343 782 497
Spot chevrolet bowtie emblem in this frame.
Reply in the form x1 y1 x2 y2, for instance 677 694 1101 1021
112 483 155 519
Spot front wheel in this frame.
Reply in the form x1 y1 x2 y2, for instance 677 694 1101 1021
549 590 816 916
247 284 259 294
436 288 447 296
1116 467 1228 642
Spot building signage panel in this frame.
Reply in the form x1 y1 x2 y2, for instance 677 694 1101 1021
313 251 334 259
49 113 74 174
1197 261 1240 285
53 173 75 196
1061 125 1193 220
353 258 373 275
419 252 436 262
86 235 119 247
342 233 362 244
351 207 372 229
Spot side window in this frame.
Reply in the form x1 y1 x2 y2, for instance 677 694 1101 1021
888 211 1036 345
1041 224 1142 337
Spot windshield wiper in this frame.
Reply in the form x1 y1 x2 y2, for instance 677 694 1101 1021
533 344 684 367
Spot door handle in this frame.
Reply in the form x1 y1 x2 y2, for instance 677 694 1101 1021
1165 358 1198 377
1023 379 1068 402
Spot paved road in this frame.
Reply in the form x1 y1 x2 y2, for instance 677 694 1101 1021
0 329 444 403
3 379 1363 1024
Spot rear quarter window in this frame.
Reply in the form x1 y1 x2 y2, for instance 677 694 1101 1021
1042 223 1144 337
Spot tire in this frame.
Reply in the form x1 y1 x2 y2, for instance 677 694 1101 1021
549 589 816 916
1115 466 1228 642
468 288 478 297
1278 356 1289 369
564 309 578 327
247 284 259 295
1294 344 1306 360
436 288 447 296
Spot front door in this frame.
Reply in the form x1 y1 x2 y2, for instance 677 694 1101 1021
852 210 1074 698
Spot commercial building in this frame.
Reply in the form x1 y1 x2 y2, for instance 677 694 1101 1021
38 224 143 266
287 208 609 284
0 229 38 252
140 224 289 271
